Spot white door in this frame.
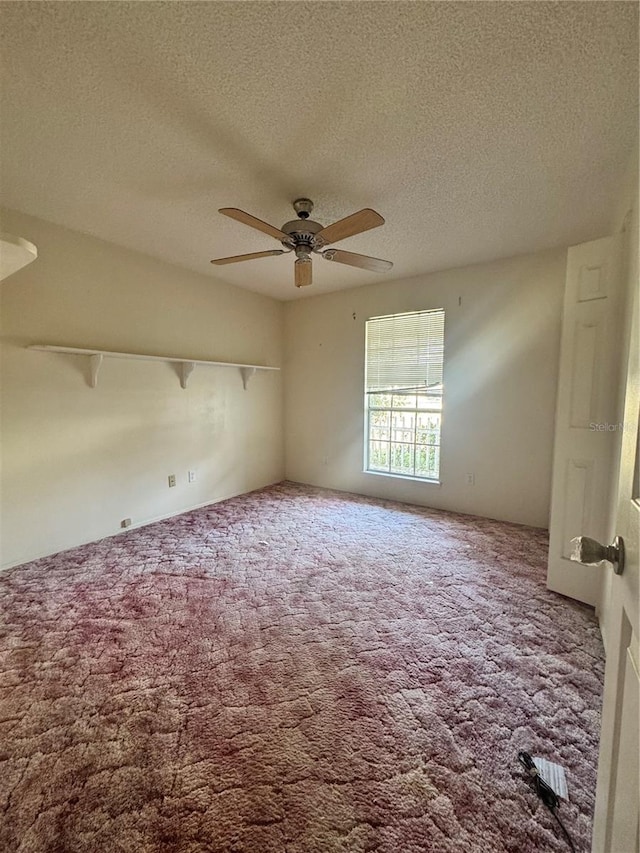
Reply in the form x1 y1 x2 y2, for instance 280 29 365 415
591 243 639 851
548 236 623 606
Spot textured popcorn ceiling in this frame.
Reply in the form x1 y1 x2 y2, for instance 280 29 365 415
0 2 637 301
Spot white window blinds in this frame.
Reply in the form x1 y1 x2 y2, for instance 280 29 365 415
365 309 445 394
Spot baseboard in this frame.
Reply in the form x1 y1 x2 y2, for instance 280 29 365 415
1 480 284 572
284 478 550 532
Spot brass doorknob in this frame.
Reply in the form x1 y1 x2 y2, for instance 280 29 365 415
570 536 625 575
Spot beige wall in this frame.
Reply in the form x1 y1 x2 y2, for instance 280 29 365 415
284 248 567 528
0 209 284 568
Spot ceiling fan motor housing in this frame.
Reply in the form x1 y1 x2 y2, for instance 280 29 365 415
281 215 323 259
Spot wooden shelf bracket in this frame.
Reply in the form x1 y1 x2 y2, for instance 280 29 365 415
240 367 256 390
89 354 103 388
179 361 195 389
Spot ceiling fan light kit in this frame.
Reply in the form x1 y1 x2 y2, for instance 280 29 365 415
211 199 392 288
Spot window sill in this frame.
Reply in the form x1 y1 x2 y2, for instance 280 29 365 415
364 469 441 486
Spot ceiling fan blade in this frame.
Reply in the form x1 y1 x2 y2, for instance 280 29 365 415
322 248 393 273
295 258 312 288
314 208 384 246
219 208 289 242
211 249 285 265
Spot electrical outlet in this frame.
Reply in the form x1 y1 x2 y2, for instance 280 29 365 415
188 470 196 483
168 474 176 488
466 472 475 486
121 518 132 529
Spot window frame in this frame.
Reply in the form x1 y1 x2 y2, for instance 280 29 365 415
363 309 445 484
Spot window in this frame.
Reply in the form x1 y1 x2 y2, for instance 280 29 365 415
365 309 445 481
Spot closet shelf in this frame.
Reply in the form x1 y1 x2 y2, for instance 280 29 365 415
28 344 280 389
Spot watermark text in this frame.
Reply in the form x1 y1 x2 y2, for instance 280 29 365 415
589 422 635 432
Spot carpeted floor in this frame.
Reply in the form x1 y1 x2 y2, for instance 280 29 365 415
1 482 604 852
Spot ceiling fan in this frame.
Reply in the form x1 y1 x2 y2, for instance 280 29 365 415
211 198 393 288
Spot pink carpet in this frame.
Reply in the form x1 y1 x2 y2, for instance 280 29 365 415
1 482 604 852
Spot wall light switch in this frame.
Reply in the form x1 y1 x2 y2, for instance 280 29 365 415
168 474 176 488
188 470 196 483
466 473 475 486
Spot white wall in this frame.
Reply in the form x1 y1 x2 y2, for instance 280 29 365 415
284 248 567 528
0 209 284 568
